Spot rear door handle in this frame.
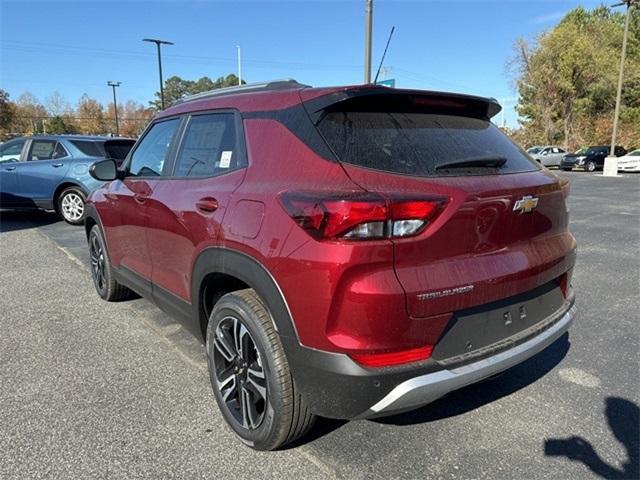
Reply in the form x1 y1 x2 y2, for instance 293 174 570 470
52 163 64 168
4 166 16 171
196 197 219 213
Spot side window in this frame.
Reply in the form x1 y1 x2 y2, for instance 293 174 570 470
128 118 180 177
173 113 239 178
0 140 25 162
53 142 69 159
29 140 57 161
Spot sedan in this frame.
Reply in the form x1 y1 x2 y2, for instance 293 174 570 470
617 149 640 173
529 146 567 168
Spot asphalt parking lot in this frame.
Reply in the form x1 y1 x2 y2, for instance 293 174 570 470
0 171 638 479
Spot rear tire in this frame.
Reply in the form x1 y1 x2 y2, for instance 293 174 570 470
57 186 86 225
206 289 315 450
88 225 133 301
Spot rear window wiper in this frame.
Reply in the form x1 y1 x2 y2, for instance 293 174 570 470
434 156 507 170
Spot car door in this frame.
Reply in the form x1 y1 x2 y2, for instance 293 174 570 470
0 139 28 206
145 112 247 305
100 117 182 285
17 139 71 207
549 147 565 166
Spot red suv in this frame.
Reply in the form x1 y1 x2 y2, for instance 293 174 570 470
86 80 576 450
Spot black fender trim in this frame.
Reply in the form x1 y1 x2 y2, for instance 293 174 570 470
191 247 299 342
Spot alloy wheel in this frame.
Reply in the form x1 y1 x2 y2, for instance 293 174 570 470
61 192 84 222
213 316 268 430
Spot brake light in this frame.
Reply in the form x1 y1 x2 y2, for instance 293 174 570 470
349 345 433 368
279 191 446 240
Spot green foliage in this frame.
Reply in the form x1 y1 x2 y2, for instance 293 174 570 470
46 116 71 134
149 74 245 110
513 5 640 150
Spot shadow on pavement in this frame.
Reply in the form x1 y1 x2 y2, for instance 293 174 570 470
545 397 639 479
0 210 60 233
373 333 571 426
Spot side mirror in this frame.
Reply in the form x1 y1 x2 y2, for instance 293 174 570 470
89 159 120 181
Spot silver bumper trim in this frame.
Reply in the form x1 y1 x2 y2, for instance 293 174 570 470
365 304 576 417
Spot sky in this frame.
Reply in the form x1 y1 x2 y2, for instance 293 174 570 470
1 0 609 127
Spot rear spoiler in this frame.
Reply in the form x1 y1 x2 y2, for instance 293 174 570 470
301 86 502 124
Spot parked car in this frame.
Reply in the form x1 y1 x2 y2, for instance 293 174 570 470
529 146 567 167
526 146 543 155
0 135 135 224
85 80 577 450
617 149 640 173
561 145 627 172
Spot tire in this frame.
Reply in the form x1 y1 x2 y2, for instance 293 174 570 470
586 161 596 172
88 225 133 301
206 289 315 450
57 186 86 225
561 167 572 172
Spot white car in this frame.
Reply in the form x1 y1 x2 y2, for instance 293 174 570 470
617 149 640 173
529 146 567 168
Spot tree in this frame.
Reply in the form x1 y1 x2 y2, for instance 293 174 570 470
0 89 16 135
46 115 72 134
13 92 49 134
106 100 154 137
512 6 640 150
76 94 106 134
150 74 245 110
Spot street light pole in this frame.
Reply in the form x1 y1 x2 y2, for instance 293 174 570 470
604 0 636 176
237 45 242 86
107 81 121 136
143 38 174 110
364 0 373 83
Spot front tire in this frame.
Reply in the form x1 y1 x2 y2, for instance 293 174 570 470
586 161 597 172
58 187 86 225
206 289 315 450
88 225 133 301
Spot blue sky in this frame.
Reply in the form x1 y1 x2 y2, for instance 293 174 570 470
1 0 607 127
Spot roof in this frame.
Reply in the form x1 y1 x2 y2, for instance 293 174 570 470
11 135 135 142
157 80 502 120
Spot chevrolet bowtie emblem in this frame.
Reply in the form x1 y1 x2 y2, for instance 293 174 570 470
513 195 539 213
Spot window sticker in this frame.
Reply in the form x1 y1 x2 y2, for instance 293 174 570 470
220 150 233 168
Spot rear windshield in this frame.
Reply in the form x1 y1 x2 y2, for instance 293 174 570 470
316 111 539 177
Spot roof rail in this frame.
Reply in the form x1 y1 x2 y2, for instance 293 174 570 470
174 79 311 105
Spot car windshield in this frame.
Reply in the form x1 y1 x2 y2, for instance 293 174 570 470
628 150 640 157
574 148 589 155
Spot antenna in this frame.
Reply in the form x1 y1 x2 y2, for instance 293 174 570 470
374 26 395 84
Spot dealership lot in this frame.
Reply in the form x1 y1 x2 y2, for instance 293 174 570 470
0 172 638 479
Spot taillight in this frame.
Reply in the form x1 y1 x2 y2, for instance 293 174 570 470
349 345 433 368
279 191 447 240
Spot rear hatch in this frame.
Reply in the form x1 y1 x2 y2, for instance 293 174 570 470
303 88 576 319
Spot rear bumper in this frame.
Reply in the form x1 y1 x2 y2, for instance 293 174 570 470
285 293 575 420
359 302 575 418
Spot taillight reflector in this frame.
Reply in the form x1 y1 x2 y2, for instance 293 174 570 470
349 345 433 368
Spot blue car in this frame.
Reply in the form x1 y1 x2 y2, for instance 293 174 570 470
0 135 135 224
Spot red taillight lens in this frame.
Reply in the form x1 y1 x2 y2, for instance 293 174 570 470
279 191 447 240
349 345 433 368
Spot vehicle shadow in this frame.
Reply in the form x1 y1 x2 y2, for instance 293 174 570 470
544 397 639 479
0 210 60 233
372 332 570 426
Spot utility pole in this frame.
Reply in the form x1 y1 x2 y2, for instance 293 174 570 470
237 46 242 85
364 0 373 83
143 38 174 110
604 0 636 177
107 81 121 136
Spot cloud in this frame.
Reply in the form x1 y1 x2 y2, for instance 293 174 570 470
531 11 567 25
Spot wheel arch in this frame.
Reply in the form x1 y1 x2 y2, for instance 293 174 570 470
192 248 299 344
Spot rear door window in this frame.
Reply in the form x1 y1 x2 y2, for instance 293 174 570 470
29 140 57 161
70 140 105 157
316 111 539 177
173 113 241 177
